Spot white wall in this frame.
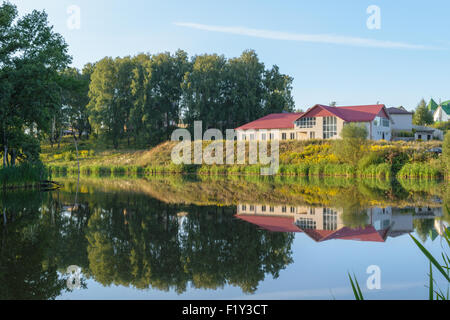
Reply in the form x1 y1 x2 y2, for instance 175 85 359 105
370 118 391 141
390 114 413 131
434 107 449 122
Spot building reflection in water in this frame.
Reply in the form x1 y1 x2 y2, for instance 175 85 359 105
236 204 443 242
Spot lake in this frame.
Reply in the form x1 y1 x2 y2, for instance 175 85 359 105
0 176 448 300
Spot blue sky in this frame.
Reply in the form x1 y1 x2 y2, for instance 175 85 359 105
10 0 450 111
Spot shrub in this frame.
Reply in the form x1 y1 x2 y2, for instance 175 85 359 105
80 150 89 158
444 131 450 175
358 152 384 172
333 124 368 165
64 152 75 161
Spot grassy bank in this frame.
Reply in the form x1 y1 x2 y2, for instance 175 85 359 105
42 137 447 180
0 163 50 189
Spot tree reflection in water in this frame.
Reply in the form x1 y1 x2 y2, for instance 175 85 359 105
0 176 448 299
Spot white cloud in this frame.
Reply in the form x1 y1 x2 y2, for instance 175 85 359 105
174 22 436 50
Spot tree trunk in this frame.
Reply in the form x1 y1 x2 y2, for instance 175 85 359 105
58 127 63 149
3 144 7 168
72 131 80 180
10 149 15 167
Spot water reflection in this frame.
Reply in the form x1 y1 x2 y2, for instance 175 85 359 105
0 177 448 300
0 188 294 299
236 204 443 242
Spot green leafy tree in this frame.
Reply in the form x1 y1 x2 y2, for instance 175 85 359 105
88 57 134 149
413 99 434 125
0 2 71 166
145 50 190 143
334 123 368 166
262 64 295 114
59 67 92 140
129 54 152 146
182 53 228 131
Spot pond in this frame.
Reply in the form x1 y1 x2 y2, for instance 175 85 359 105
0 176 448 300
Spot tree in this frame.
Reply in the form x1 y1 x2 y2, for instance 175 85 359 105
413 99 434 125
182 50 295 131
0 2 71 166
145 50 190 143
182 54 228 131
129 53 151 146
59 66 92 141
88 57 134 149
334 123 368 166
262 65 295 114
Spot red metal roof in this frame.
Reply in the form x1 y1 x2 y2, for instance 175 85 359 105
236 214 389 242
235 113 304 130
235 104 389 131
324 226 388 242
235 215 302 233
300 104 389 123
299 226 388 243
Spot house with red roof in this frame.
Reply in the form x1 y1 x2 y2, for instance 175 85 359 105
235 204 391 243
235 104 393 141
235 203 443 243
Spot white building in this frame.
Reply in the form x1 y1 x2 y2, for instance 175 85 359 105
433 102 450 122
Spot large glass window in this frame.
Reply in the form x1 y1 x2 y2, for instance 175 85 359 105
323 208 337 230
296 218 317 230
382 118 390 127
323 117 337 139
296 117 316 128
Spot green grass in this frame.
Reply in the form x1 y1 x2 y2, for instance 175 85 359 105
0 163 49 188
41 136 446 180
397 163 442 180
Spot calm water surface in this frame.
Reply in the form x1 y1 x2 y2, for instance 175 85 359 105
0 176 448 300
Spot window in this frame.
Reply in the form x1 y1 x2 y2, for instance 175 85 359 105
296 218 317 230
382 118 390 127
261 133 266 141
310 132 315 139
269 133 275 140
296 117 316 128
250 134 255 141
323 208 338 230
290 207 295 213
262 206 266 212
250 205 255 211
282 206 287 213
242 134 246 141
270 206 274 212
242 205 246 211
282 133 287 140
323 117 337 139
290 133 295 140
